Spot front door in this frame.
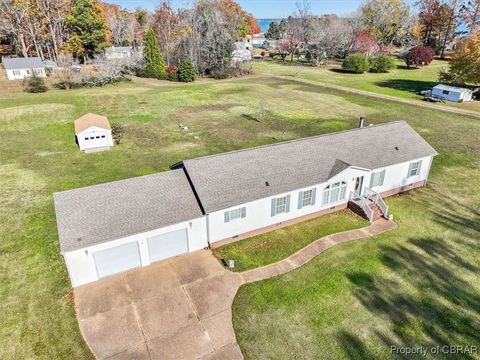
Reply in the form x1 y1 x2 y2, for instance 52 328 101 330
354 176 364 196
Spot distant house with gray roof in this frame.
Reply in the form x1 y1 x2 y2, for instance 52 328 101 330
54 120 437 287
104 46 134 60
2 56 46 80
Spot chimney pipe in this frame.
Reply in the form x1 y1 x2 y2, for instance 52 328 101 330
358 117 365 128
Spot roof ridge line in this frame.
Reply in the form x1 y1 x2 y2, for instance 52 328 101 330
184 120 407 163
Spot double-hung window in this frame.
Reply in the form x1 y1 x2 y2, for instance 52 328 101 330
321 182 347 206
224 207 246 223
369 170 386 188
271 195 291 216
298 188 316 209
408 160 422 177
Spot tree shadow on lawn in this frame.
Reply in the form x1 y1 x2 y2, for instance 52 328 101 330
339 194 480 359
375 79 438 94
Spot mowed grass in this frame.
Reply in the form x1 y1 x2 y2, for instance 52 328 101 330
0 73 479 359
253 59 480 113
213 210 368 272
231 87 480 357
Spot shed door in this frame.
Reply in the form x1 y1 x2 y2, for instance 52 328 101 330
147 228 189 263
93 242 141 278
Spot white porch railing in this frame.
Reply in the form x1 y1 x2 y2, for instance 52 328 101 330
364 188 389 218
349 191 374 222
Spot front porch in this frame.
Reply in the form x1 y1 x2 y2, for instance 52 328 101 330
348 188 390 222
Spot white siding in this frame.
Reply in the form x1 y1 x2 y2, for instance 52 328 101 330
208 155 434 243
208 167 369 243
6 68 46 80
64 216 208 287
366 156 433 194
432 87 473 102
77 126 114 152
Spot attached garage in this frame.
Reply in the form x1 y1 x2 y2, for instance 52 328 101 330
54 169 208 287
148 228 189 263
94 241 141 278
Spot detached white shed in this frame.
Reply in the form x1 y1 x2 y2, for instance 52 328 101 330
74 113 114 152
432 84 473 103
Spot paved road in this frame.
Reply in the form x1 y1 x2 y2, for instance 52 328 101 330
74 219 396 359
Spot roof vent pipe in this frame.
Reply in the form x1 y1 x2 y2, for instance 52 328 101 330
359 117 365 128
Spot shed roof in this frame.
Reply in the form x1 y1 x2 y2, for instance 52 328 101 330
74 113 111 134
54 169 203 252
182 121 438 213
2 56 44 70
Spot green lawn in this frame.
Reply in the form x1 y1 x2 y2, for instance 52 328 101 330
253 59 480 113
0 73 479 359
213 210 368 272
231 86 480 358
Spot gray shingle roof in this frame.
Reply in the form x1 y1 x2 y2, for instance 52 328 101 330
2 57 44 70
54 169 203 252
182 121 437 213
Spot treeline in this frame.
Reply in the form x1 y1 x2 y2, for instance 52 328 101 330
264 0 480 84
266 0 480 62
0 0 259 75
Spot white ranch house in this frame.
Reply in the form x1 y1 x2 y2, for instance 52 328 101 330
74 113 114 153
2 57 46 80
54 121 437 287
432 84 474 103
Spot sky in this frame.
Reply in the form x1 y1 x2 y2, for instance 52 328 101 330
107 0 416 18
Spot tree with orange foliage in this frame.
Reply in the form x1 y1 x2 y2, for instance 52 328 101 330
219 0 260 37
440 31 480 85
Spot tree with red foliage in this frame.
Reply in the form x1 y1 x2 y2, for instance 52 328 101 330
405 46 435 68
349 30 380 56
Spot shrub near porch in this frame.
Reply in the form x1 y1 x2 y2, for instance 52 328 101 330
212 210 368 272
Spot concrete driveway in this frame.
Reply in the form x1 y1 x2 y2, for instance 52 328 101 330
74 250 244 360
74 220 396 359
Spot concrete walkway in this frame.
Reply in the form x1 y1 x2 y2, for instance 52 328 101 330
241 218 396 283
74 219 396 360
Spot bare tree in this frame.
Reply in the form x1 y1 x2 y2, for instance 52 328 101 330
0 0 29 56
307 16 354 65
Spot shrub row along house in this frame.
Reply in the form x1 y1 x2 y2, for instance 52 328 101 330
54 121 437 287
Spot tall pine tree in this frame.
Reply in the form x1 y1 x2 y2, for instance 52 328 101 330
66 0 108 57
141 28 166 79
177 58 196 82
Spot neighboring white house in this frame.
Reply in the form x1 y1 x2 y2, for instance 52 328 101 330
104 46 134 60
54 120 438 287
43 59 58 71
2 57 46 80
432 84 474 103
252 35 266 48
74 113 114 153
232 40 252 63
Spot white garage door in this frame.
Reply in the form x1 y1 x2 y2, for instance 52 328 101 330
93 242 141 278
147 228 189 263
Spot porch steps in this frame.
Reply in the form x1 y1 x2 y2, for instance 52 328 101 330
369 203 384 222
348 201 384 222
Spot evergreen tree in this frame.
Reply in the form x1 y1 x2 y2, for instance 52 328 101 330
177 58 196 82
23 73 48 93
66 0 108 57
141 28 166 79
